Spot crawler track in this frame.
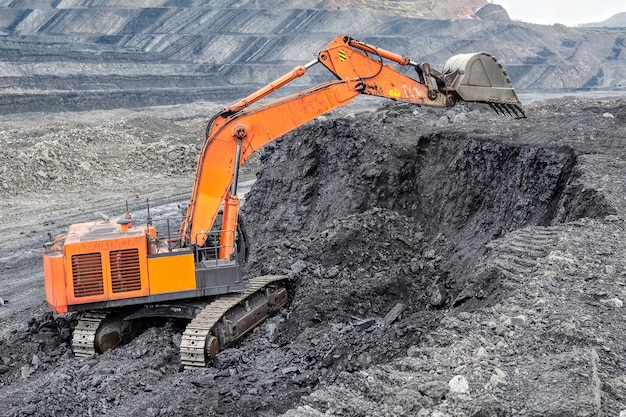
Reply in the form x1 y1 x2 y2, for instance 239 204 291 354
180 275 288 369
72 311 107 357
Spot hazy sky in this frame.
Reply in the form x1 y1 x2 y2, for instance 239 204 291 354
491 0 626 26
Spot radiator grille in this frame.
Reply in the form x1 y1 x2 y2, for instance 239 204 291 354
71 252 104 297
110 248 142 293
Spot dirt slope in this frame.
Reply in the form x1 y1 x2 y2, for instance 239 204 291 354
0 97 624 416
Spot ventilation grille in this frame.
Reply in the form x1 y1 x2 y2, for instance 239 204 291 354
110 248 142 293
71 252 104 297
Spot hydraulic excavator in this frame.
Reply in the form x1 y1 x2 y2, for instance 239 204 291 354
42 35 524 369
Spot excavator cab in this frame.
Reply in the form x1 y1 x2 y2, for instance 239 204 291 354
442 52 524 117
194 211 249 264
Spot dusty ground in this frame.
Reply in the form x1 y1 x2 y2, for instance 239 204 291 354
0 97 624 416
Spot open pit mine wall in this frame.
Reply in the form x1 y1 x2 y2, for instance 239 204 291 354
0 2 625 114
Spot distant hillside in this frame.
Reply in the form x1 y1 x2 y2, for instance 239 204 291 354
0 0 625 115
327 0 489 19
581 12 626 28
0 0 490 20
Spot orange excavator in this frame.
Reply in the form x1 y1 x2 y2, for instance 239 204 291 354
42 35 524 368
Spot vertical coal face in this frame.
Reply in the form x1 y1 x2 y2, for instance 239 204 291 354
403 132 576 241
360 132 578 238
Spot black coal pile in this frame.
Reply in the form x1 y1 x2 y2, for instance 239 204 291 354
241 100 626 416
0 99 624 417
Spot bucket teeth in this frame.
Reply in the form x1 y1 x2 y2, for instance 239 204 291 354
489 102 526 118
504 103 525 119
488 103 501 115
512 104 526 119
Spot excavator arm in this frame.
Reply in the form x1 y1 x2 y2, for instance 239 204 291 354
180 35 524 253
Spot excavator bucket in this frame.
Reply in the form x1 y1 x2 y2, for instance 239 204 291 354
443 52 525 117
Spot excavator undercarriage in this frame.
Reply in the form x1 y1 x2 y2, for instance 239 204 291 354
72 275 288 369
42 35 523 368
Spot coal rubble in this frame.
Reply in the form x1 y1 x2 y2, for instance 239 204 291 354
0 99 625 416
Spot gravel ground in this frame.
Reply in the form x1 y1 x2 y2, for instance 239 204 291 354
0 97 624 416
